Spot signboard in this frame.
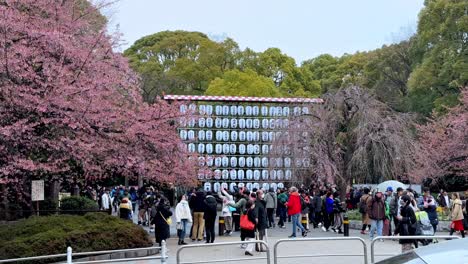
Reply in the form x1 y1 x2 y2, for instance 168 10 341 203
31 180 44 201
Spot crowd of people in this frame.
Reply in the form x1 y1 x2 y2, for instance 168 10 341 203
81 183 467 255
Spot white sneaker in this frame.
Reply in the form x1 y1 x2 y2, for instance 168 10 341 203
321 226 327 232
318 223 322 227
240 244 247 249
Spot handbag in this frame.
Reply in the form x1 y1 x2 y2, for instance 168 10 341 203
240 214 255 230
160 212 172 225
176 222 183 230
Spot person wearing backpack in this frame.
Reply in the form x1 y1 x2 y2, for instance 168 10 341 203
277 189 288 228
359 187 372 234
367 191 386 240
204 192 218 243
265 188 277 228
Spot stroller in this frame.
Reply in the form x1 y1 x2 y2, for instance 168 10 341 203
415 211 434 246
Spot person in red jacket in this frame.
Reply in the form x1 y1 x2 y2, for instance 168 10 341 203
285 187 308 238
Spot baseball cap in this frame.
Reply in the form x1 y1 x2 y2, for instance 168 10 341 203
386 186 393 192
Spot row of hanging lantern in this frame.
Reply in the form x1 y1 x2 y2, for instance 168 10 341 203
197 156 298 168
198 169 293 181
202 182 286 193
180 104 310 117
179 117 291 129
187 143 296 156
181 130 291 142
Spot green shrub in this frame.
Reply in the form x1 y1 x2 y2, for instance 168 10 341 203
0 213 152 262
60 196 99 215
38 198 58 216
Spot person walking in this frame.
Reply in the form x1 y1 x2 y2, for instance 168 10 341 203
189 190 206 242
219 188 234 235
367 191 386 240
449 192 465 238
300 190 310 231
265 188 277 228
204 192 218 243
332 191 345 234
419 187 438 236
286 187 307 238
175 194 192 245
323 192 334 232
390 187 404 235
312 191 323 228
101 188 111 214
153 197 172 247
398 195 417 252
359 188 372 234
119 197 132 220
254 190 268 251
242 200 257 256
277 189 288 228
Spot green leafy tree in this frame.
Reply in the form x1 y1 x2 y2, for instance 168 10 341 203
205 69 282 97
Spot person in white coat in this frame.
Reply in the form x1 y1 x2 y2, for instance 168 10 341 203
175 195 193 245
218 188 234 235
101 189 111 213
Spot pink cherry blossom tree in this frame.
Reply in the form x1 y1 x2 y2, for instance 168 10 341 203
0 0 196 217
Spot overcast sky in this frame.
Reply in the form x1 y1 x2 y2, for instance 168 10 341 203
109 0 425 63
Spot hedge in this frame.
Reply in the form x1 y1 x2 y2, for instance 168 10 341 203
59 196 99 215
0 213 152 262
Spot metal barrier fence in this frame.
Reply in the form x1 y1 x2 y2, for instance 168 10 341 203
273 237 368 264
370 235 461 263
0 241 167 264
176 240 270 264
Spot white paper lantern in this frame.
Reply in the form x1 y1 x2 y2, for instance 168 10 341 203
197 144 205 154
253 131 260 142
188 143 195 153
246 157 254 167
215 105 222 115
198 105 206 115
214 169 221 180
206 131 213 141
229 170 237 180
269 119 276 129
246 119 253 129
206 156 214 166
285 170 292 180
205 171 212 180
187 130 195 140
230 105 237 116
246 131 253 142
230 118 238 128
277 170 284 180
198 171 204 180
231 131 238 141
262 170 269 180
246 170 253 180
204 183 212 192
215 157 222 167
189 104 196 112
215 144 222 154
222 105 229 116
303 158 311 167
276 131 282 141
223 144 230 155
262 145 269 154
261 106 269 116
253 119 260 129
262 119 269 129
230 157 237 167
262 157 269 167
238 182 245 189
254 157 261 168
179 117 187 127
188 118 196 127
229 144 236 154
269 107 276 117
237 105 245 115
229 183 237 193
222 170 229 180
262 183 269 191
179 130 187 140
239 157 246 167
283 107 290 116
239 118 246 129
206 105 213 115
269 132 274 141
206 118 213 128
284 157 291 168
276 106 283 117
239 144 246 154
283 119 289 128
222 118 229 128
216 131 222 141
198 118 206 128
276 158 283 167
198 157 205 166
261 132 269 142
213 182 220 193
239 131 246 141
276 119 282 129
245 105 252 116
271 183 278 191
253 170 261 180
295 158 302 168
293 106 301 116
246 144 254 155
252 106 259 116
237 170 245 180
206 144 213 154
253 182 260 190
302 106 309 115
223 131 229 141
254 144 260 154
215 118 222 128
180 104 187 113
277 183 284 189
246 183 253 191
270 170 277 180
198 130 205 141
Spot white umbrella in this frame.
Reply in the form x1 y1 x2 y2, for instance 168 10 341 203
377 180 406 193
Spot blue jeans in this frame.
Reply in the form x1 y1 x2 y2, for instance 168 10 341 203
179 219 188 240
292 213 305 236
370 219 383 240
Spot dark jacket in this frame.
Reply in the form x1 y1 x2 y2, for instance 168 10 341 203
190 191 206 212
154 201 172 244
241 207 257 238
367 196 386 220
399 205 417 244
313 195 322 213
203 195 217 219
389 194 399 216
255 198 268 230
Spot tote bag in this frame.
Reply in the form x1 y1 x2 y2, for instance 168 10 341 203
240 214 255 230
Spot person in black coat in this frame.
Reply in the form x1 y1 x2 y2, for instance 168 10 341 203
153 197 172 246
242 200 257 256
204 192 218 243
254 191 268 251
397 195 417 252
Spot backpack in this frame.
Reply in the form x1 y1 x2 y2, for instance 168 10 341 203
415 211 434 236
359 196 369 214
